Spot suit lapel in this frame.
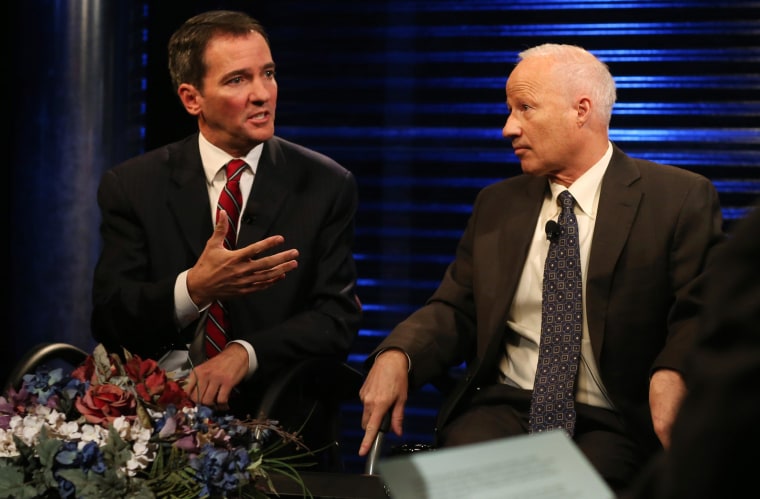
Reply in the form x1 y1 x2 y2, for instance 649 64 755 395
480 176 546 361
167 137 213 258
237 138 291 247
586 145 642 361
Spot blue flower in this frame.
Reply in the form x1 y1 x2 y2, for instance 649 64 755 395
189 443 253 495
22 367 64 404
54 440 107 495
79 440 107 474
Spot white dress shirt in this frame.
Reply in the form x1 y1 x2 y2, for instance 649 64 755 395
499 142 615 409
161 133 262 377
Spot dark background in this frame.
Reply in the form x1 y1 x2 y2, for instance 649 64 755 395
7 0 759 473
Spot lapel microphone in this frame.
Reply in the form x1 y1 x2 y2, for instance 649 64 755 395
545 220 561 242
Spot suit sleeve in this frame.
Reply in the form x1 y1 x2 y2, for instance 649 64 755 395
91 168 182 357
653 174 725 372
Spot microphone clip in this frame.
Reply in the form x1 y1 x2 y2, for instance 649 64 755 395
545 220 561 242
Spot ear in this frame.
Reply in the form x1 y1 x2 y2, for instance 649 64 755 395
178 83 202 116
576 96 591 125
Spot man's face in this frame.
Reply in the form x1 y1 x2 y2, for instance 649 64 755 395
184 31 277 156
502 57 578 180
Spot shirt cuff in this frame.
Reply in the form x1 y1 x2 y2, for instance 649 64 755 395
229 340 258 379
174 269 204 328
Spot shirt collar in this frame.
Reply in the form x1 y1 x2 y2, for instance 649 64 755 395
198 133 264 184
548 141 612 219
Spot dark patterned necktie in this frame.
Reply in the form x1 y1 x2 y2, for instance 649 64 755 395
205 159 247 359
529 190 583 436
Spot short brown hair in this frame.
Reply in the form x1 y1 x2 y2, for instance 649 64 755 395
167 10 269 92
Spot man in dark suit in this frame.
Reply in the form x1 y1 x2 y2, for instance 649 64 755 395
622 200 760 499
358 43 724 492
91 10 360 416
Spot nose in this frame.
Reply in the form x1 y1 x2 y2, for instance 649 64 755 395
249 78 272 103
502 113 519 140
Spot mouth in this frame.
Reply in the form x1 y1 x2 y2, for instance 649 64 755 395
248 111 270 122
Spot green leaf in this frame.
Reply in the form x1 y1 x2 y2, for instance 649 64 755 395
35 428 64 468
22 429 63 493
93 343 114 384
102 425 134 469
0 461 39 499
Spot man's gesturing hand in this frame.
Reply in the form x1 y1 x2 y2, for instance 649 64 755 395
187 210 299 308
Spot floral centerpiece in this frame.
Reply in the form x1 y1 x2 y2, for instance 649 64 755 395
0 344 313 498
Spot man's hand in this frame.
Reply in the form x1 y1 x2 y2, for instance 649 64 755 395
187 211 299 307
649 368 687 449
358 349 410 456
183 343 249 409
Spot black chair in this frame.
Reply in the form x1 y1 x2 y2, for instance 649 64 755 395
253 357 366 473
2 342 89 394
362 372 460 476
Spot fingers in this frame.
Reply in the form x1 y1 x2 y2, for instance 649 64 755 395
358 354 410 455
359 403 402 456
233 249 299 292
391 403 405 437
239 234 288 257
185 377 229 408
247 249 300 272
233 235 299 281
246 259 298 284
215 384 232 411
212 210 230 243
359 409 384 457
182 373 198 397
183 354 245 409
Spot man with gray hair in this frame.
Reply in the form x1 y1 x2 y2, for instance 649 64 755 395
358 43 723 491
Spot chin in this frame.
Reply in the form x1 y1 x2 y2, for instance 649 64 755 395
519 163 539 176
250 129 275 143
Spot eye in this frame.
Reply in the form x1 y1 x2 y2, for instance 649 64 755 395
228 76 244 85
264 69 276 79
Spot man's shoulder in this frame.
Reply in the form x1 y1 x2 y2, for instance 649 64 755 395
265 135 350 176
613 146 709 185
480 173 543 195
111 134 199 174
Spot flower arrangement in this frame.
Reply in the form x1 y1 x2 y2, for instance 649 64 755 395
0 344 313 498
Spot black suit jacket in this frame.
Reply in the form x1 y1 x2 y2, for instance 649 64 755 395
371 143 724 457
92 134 361 390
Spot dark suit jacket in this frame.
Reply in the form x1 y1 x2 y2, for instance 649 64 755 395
370 143 724 457
622 199 760 499
92 134 361 394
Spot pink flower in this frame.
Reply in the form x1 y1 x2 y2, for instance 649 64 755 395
75 384 137 425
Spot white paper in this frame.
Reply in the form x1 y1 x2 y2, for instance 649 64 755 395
377 429 614 499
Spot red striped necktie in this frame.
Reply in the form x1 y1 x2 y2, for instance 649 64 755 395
205 159 247 358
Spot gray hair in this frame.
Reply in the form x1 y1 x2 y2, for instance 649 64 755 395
518 43 617 125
